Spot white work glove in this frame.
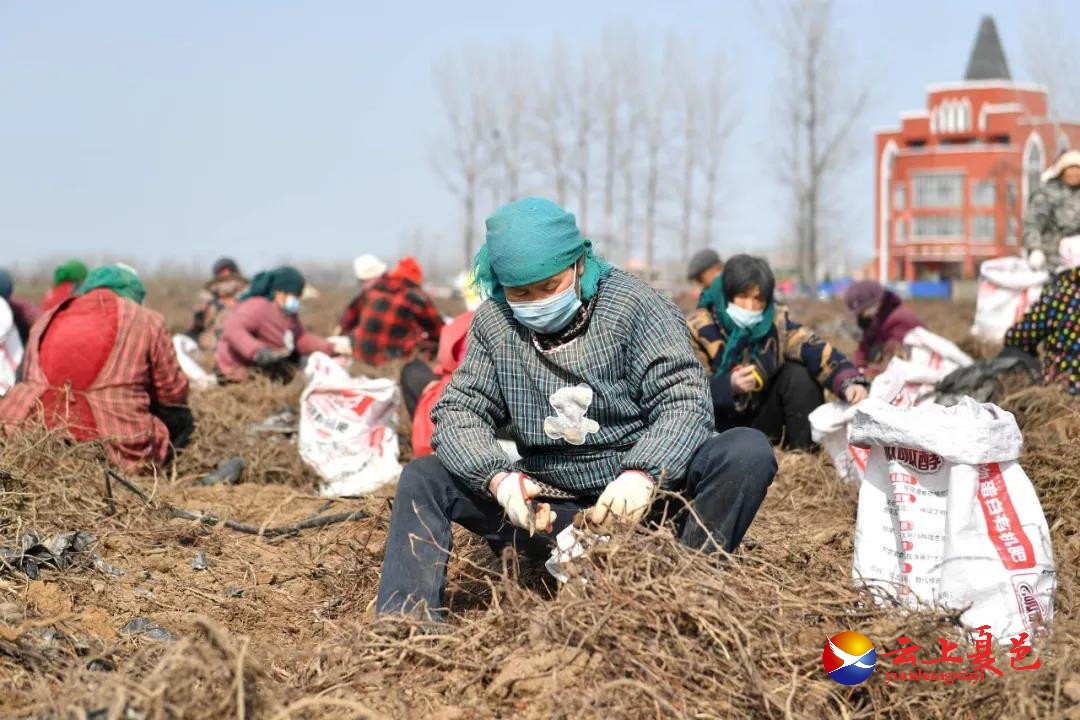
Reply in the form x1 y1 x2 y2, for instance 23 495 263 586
1027 249 1046 271
586 470 656 527
328 335 352 356
491 471 555 536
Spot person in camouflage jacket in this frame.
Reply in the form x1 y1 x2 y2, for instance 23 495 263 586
1025 150 1080 271
375 198 777 622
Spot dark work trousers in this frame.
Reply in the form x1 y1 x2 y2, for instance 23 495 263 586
400 358 437 419
151 404 195 460
375 427 777 619
716 363 824 451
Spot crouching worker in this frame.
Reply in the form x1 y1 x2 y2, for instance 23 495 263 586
0 265 193 472
844 280 924 378
687 255 869 451
1002 236 1080 395
375 198 778 621
214 266 344 383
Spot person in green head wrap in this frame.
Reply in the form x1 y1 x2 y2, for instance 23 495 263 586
215 265 346 383
42 260 90 312
0 264 193 473
686 254 870 451
375 197 778 623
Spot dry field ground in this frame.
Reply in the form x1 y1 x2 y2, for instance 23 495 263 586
1 279 1078 719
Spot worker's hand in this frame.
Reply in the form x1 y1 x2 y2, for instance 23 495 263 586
490 471 554 536
328 335 352 357
1027 249 1046 271
730 366 758 395
586 471 655 528
844 383 869 404
253 347 287 368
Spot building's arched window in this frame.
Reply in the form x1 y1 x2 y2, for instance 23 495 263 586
1022 132 1046 212
942 102 954 133
960 99 972 132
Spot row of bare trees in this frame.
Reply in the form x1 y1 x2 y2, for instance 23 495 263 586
431 32 734 272
433 5 869 284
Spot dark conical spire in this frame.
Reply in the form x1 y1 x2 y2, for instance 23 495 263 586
964 16 1011 81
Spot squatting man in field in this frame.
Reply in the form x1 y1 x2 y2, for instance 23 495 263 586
375 197 778 621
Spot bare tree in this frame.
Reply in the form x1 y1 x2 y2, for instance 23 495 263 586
698 57 734 252
431 54 494 267
573 50 596 232
1023 0 1080 125
533 43 573 207
489 49 531 204
769 0 868 284
640 42 678 272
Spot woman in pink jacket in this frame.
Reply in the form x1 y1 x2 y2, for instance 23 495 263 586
214 266 339 383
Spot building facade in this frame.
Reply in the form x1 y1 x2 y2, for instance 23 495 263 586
874 16 1080 282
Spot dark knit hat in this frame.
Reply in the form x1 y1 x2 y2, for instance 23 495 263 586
844 280 885 315
212 257 240 276
687 248 722 280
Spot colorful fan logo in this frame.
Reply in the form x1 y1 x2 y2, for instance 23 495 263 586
822 631 876 685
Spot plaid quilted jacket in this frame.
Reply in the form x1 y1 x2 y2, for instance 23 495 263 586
431 269 714 495
686 305 861 416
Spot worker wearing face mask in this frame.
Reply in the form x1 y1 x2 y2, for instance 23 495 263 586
214 265 346 383
687 254 870 451
375 197 777 623
844 280 925 379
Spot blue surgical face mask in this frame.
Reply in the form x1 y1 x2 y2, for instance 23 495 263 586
725 303 764 329
282 295 301 316
507 270 582 334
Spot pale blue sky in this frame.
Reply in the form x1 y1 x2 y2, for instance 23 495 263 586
0 1 1071 276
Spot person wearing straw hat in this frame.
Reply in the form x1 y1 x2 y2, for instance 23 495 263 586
375 197 777 622
0 265 193 472
186 257 249 351
1025 149 1080 272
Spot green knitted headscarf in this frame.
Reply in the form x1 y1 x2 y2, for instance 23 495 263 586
698 273 776 376
472 197 611 302
54 260 89 286
241 266 306 300
77 265 146 305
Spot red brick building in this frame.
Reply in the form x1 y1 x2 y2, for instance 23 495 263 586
874 16 1080 282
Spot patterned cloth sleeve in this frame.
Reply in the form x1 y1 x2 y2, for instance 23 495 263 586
430 320 514 494
1003 292 1051 354
621 296 714 489
782 318 862 395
